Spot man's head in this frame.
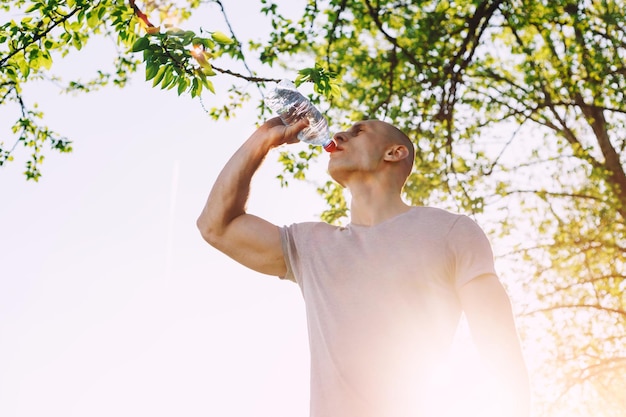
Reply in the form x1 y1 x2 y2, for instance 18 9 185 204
328 120 414 189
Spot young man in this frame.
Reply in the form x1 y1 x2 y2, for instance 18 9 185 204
197 117 530 417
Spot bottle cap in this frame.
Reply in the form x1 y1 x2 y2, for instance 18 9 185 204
323 140 337 153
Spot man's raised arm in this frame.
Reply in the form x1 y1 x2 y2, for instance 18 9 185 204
196 117 308 276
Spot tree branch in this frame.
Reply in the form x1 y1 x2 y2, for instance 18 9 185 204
0 5 85 67
128 0 155 28
361 0 425 76
523 303 626 318
209 64 280 83
212 0 263 88
324 0 348 69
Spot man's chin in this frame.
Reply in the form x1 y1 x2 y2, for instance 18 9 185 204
327 167 347 188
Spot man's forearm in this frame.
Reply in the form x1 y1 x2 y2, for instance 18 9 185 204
196 117 307 245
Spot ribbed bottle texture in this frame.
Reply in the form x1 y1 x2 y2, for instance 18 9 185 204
264 80 336 152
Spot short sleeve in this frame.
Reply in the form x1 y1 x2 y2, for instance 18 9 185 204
447 216 498 288
279 225 298 283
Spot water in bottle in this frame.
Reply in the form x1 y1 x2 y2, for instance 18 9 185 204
264 80 336 152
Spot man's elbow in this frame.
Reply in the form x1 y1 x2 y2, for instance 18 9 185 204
196 215 222 247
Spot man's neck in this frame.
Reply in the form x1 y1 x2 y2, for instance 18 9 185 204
348 186 411 226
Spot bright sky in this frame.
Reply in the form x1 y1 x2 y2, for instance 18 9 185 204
1 2 519 417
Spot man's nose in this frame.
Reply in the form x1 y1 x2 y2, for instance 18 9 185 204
333 131 348 143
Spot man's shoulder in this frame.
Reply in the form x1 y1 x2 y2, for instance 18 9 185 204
409 206 465 222
404 207 483 239
417 207 490 243
283 220 339 234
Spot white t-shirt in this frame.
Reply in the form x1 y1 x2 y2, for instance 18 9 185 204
280 207 498 417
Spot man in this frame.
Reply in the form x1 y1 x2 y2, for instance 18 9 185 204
197 117 530 417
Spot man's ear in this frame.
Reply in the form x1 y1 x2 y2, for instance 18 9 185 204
384 145 409 162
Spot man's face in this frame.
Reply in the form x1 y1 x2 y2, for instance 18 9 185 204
327 120 391 186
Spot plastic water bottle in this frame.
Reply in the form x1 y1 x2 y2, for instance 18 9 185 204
264 80 336 152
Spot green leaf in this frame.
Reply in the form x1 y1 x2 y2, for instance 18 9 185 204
24 3 39 13
39 51 53 70
166 27 185 36
152 65 167 87
145 63 159 81
71 35 83 51
131 36 150 52
182 31 196 45
87 12 100 29
177 77 189 95
161 70 175 89
191 78 201 97
199 76 215 94
211 31 234 44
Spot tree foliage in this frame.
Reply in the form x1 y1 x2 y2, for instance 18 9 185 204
0 0 341 180
254 2 626 415
1 0 137 180
2 1 625 415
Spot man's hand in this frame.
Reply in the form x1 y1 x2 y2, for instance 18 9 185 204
252 117 309 150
